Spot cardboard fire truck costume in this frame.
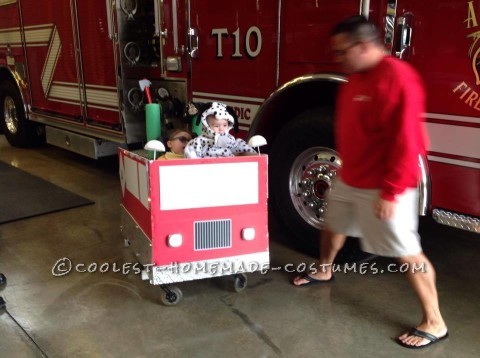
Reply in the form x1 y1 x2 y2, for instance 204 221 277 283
119 149 269 286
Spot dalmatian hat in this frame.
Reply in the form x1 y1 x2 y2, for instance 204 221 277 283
200 102 236 130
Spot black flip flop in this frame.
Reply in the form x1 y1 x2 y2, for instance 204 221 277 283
293 273 334 286
396 327 449 349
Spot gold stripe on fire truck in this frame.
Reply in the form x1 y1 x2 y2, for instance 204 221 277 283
0 24 53 47
0 28 21 46
427 112 480 124
427 156 480 169
85 86 119 109
0 0 17 7
48 82 118 111
40 26 60 96
193 92 263 131
192 96 258 131
192 91 264 103
49 83 80 103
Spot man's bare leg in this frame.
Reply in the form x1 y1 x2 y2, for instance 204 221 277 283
293 227 347 285
396 253 447 347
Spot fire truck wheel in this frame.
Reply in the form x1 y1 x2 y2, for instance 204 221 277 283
160 286 183 306
233 273 248 292
0 81 45 147
270 107 374 264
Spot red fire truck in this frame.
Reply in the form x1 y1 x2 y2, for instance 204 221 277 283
0 1 478 255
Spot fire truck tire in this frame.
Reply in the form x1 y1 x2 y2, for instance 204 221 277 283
270 107 374 264
0 81 44 147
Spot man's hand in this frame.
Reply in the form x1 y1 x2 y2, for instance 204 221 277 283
374 196 396 220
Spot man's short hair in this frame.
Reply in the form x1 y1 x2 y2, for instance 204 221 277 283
331 15 381 45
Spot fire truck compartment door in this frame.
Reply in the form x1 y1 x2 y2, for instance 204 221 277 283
76 0 120 128
21 0 84 121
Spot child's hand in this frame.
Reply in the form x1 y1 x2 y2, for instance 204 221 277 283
215 134 230 148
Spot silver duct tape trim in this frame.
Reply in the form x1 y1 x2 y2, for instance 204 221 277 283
432 209 480 233
149 252 270 285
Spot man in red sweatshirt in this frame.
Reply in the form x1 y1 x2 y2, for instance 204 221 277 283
293 16 447 349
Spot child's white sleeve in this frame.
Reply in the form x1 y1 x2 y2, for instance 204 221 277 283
233 138 256 154
184 145 197 159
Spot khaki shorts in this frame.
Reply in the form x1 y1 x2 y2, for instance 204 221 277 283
325 179 422 257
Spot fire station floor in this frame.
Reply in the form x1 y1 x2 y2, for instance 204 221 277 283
0 135 479 358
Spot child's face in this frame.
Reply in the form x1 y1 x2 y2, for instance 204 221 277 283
207 116 229 134
167 131 192 155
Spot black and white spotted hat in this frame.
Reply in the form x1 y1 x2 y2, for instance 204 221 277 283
199 102 238 132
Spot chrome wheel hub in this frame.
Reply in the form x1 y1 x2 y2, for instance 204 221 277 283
3 96 18 134
289 147 342 229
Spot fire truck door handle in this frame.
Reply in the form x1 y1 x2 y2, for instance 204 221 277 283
154 0 167 37
154 0 160 36
105 0 115 40
395 16 412 60
188 28 199 58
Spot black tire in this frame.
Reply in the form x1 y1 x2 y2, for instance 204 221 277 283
0 81 44 147
160 285 183 306
270 107 374 263
233 273 248 292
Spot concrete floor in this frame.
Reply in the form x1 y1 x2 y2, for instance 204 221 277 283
0 134 479 358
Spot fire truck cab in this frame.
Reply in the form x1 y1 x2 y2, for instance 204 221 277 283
0 0 478 255
118 148 269 304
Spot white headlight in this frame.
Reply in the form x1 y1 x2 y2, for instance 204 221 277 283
168 234 183 247
242 228 255 241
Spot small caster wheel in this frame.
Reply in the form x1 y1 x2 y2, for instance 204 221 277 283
160 286 183 306
234 273 248 292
